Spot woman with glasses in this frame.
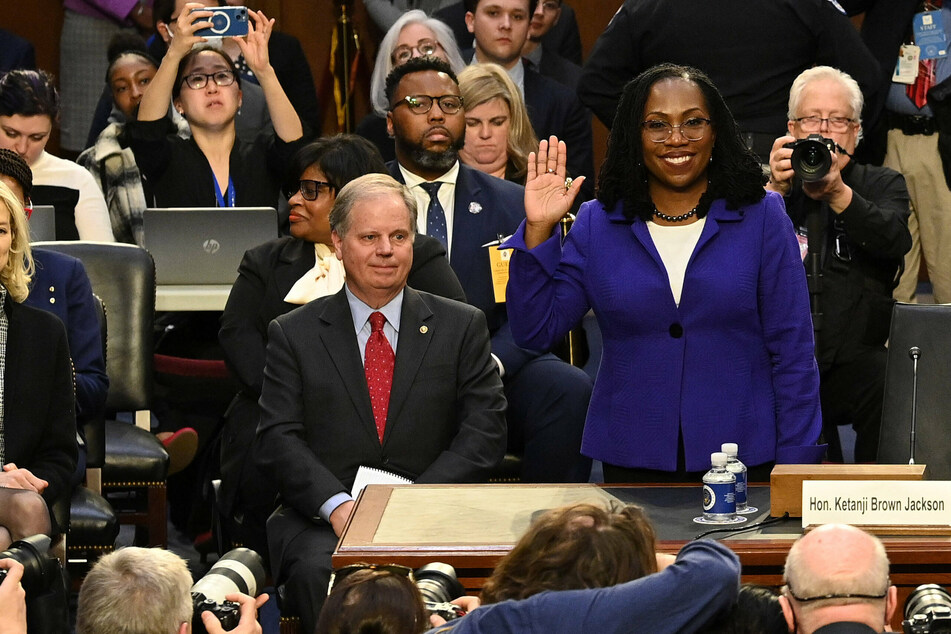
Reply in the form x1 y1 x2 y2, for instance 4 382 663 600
504 63 823 482
356 10 466 162
217 135 464 555
128 3 304 209
458 63 538 185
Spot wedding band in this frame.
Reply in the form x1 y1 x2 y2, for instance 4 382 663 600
564 177 573 191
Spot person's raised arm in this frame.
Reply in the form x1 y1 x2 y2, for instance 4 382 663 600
524 136 585 249
137 3 214 122
235 11 303 143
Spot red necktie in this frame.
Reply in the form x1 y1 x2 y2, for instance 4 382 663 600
365 312 394 443
908 58 936 109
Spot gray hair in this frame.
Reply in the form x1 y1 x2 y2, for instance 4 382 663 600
77 547 193 634
370 10 467 116
329 173 418 238
787 65 864 140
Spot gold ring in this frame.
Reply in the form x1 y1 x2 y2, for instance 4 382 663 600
564 177 573 191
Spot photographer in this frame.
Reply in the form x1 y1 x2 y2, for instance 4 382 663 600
76 547 266 634
767 66 912 463
0 559 26 634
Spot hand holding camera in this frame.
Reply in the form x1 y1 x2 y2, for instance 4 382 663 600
768 134 852 212
0 559 26 634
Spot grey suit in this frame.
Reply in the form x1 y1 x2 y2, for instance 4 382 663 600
257 285 506 631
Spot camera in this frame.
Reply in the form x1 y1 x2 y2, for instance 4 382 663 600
903 584 951 633
0 535 57 596
191 548 266 634
783 134 837 182
415 562 467 622
192 6 249 37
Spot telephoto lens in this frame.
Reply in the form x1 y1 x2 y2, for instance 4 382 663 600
191 548 266 634
783 134 836 182
0 535 55 595
415 562 467 622
903 584 951 633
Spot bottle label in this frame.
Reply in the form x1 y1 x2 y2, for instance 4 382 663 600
735 471 747 505
703 482 736 514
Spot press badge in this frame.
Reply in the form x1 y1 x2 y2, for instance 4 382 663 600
913 10 948 60
796 229 809 263
488 246 511 303
894 44 921 85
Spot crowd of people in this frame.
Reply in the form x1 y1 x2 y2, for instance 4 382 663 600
0 0 940 631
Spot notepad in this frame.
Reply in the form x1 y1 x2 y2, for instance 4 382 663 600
351 466 413 498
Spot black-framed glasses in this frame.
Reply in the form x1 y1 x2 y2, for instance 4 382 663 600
392 38 442 65
539 0 561 12
327 563 414 596
784 583 889 603
282 179 334 201
390 94 464 115
793 116 855 133
641 117 711 142
182 70 236 90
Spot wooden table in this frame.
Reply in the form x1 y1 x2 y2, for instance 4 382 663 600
334 483 951 630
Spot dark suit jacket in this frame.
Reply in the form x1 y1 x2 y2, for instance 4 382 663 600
255 286 506 520
533 48 582 93
390 162 542 376
2 294 78 532
26 249 108 422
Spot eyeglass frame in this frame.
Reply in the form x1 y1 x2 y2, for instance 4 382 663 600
391 38 442 65
538 0 561 12
641 117 712 143
327 563 415 596
181 70 237 91
389 94 465 115
792 116 857 133
282 179 335 201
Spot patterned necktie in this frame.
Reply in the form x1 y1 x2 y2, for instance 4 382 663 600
908 0 944 109
365 311 394 443
420 181 448 249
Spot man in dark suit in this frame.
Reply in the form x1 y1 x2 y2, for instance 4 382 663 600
257 173 506 632
521 0 582 92
385 57 592 484
459 0 593 194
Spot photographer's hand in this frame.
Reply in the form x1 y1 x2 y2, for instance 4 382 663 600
200 592 267 634
766 135 796 197
801 153 853 214
429 596 481 627
0 559 27 634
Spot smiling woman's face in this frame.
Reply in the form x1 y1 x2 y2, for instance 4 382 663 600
288 164 336 245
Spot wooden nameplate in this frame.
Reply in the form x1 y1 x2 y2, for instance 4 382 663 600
771 464 928 517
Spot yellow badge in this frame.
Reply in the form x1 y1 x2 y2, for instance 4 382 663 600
488 246 511 303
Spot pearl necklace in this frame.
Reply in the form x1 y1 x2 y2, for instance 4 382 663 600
652 206 698 223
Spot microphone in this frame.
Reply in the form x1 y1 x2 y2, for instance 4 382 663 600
908 346 922 465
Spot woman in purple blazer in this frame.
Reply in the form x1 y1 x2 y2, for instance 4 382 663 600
505 64 824 482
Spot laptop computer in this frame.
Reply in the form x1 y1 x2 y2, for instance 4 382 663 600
28 205 56 243
143 207 279 285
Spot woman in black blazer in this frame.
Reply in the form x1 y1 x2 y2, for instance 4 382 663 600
0 181 77 548
217 135 465 555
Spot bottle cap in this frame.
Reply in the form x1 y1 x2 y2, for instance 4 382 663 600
711 452 727 466
721 443 738 456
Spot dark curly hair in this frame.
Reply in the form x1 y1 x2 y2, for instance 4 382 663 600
480 503 658 604
285 134 388 197
597 63 765 223
384 56 458 107
0 69 60 122
0 149 32 200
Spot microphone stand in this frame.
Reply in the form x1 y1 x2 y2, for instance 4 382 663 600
908 346 921 464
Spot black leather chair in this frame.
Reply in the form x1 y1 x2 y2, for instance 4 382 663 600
64 294 119 565
34 241 169 547
878 303 951 478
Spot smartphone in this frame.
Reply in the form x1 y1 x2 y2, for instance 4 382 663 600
192 6 249 37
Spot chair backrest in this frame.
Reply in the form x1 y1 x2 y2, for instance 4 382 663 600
84 293 107 468
33 242 155 412
878 303 951 478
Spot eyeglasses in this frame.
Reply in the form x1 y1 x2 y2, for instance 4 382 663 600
390 94 464 115
539 1 561 12
784 583 889 603
641 117 711 142
327 563 414 596
181 70 236 90
793 116 856 133
282 179 334 201
392 38 442 65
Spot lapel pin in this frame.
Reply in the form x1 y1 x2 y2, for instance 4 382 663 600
420 325 429 334
468 202 482 214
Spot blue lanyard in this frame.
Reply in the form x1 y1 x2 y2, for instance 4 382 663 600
214 175 236 208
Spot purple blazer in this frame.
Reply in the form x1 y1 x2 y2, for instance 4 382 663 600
504 191 823 471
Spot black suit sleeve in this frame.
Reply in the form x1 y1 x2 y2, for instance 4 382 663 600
220 248 271 395
256 319 347 520
269 32 322 138
416 308 507 483
577 4 640 128
840 168 912 260
409 235 467 303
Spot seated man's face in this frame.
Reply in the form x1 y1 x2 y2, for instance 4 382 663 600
787 77 861 170
332 193 414 306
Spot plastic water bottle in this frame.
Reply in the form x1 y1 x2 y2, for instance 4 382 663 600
721 443 747 512
702 452 736 521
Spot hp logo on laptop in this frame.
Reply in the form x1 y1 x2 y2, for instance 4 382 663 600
203 239 221 254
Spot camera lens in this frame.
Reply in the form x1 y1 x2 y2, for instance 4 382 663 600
415 563 464 604
790 137 833 182
0 535 53 595
905 584 951 621
191 548 266 604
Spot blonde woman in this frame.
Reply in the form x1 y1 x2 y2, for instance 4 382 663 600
0 181 77 548
458 63 539 184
